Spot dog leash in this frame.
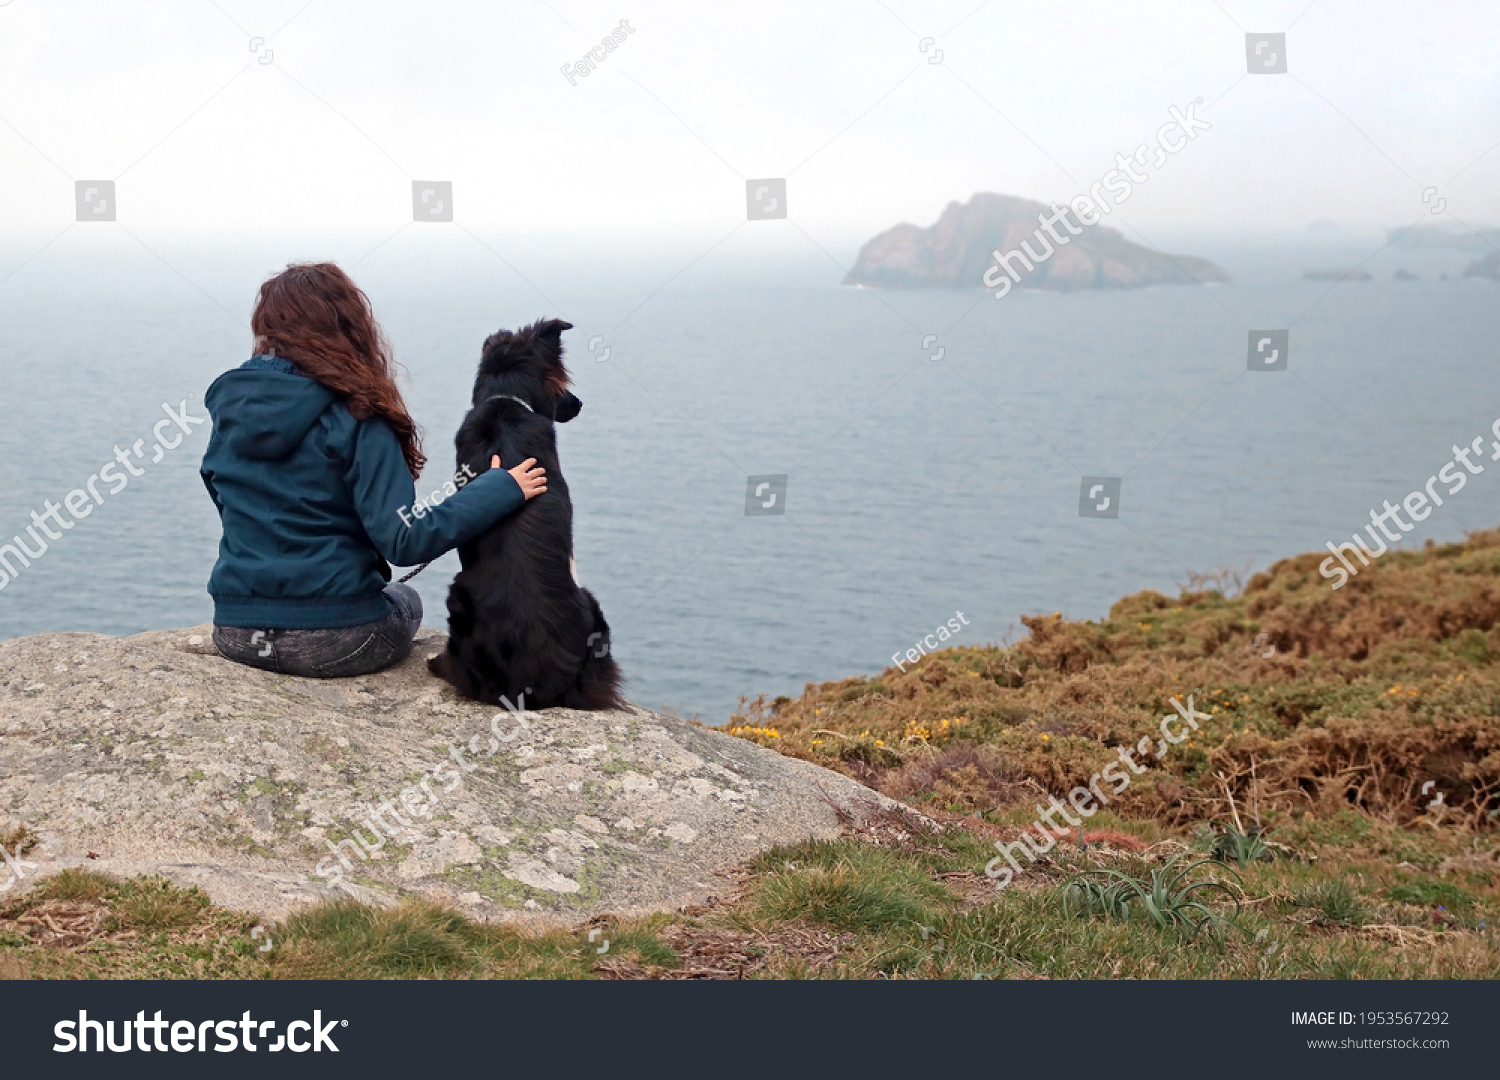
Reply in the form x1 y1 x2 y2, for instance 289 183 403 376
397 396 532 585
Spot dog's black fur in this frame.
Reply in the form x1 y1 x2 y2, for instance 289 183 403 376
427 318 624 711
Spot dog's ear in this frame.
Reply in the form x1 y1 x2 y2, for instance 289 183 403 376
536 319 573 346
478 331 518 380
553 392 582 423
481 330 511 359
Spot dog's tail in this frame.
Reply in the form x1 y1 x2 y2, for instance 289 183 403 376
568 587 625 711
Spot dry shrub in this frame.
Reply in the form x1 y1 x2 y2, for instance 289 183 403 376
883 746 1018 812
730 528 1500 833
1247 539 1500 661
1203 713 1500 827
1015 611 1111 674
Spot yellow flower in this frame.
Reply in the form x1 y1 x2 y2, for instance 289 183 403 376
1041 734 1050 741
730 725 780 741
876 740 884 747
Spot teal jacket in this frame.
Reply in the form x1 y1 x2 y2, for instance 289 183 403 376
201 355 522 629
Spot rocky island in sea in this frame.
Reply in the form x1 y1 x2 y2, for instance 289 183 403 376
843 192 1228 291
1303 269 1372 281
1464 252 1500 280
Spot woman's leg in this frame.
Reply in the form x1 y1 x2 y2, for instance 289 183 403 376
213 584 425 679
382 582 424 642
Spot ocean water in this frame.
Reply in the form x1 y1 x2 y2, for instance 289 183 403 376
1 230 1497 723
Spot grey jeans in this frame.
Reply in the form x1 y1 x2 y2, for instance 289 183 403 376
213 583 424 678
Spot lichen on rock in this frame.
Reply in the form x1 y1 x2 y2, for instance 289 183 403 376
0 625 892 925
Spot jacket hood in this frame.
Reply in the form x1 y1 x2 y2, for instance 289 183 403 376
205 355 338 460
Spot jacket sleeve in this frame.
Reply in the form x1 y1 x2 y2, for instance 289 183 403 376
342 416 525 567
200 469 225 515
200 431 225 515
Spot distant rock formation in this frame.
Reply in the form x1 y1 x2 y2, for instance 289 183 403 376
843 192 1228 291
1390 225 1500 251
1302 269 1372 281
1394 268 1419 281
1463 252 1500 280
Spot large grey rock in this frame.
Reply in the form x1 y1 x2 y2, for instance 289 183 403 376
0 626 889 926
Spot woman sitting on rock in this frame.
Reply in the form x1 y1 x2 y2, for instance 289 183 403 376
200 262 547 677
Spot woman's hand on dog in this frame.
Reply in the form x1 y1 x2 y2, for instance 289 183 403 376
497 455 547 500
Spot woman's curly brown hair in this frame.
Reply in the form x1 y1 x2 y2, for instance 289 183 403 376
250 262 425 478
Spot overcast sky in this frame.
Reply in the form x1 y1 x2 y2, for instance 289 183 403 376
1 0 1498 252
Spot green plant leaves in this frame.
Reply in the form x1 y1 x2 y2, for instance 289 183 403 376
1053 854 1241 940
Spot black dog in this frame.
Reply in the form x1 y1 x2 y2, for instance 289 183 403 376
427 318 624 711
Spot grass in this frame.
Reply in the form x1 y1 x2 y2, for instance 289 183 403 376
0 871 267 980
1293 878 1367 927
4 530 1500 979
2 806 1496 980
747 840 948 933
1386 877 1473 912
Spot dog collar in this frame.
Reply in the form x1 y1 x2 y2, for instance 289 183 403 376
485 394 534 413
